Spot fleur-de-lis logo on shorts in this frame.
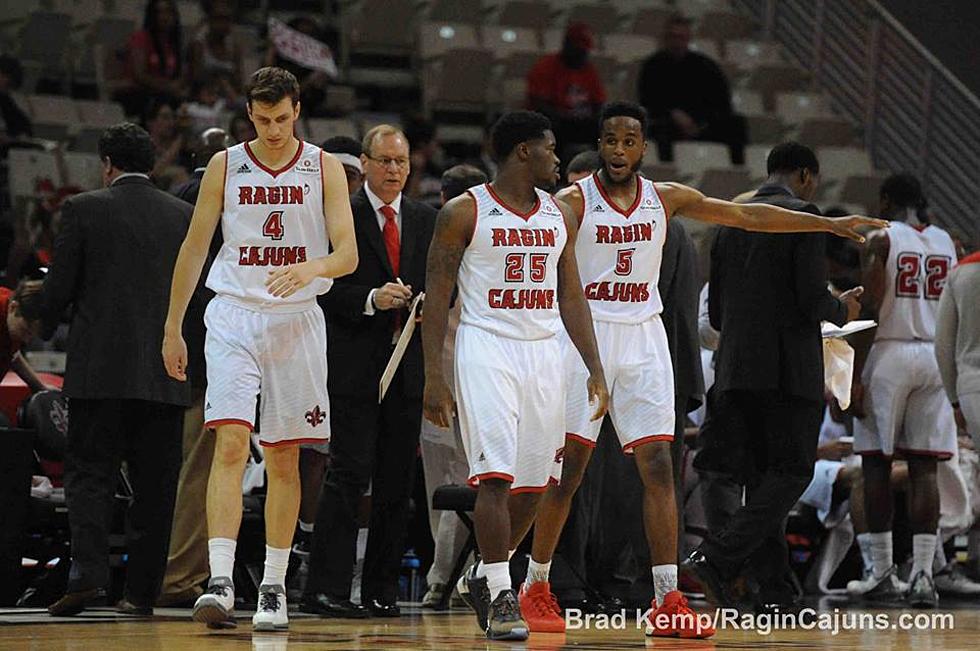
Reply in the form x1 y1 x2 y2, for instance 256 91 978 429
553 446 565 464
305 405 325 428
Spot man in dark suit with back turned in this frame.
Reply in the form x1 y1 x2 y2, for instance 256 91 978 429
303 124 437 618
684 142 865 610
45 123 193 616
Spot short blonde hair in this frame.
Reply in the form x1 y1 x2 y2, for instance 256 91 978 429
361 124 408 157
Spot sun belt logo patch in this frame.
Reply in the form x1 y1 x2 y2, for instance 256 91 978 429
305 405 326 427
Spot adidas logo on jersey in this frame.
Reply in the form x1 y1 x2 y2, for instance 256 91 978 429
488 207 503 216
478 452 486 462
593 204 605 212
236 162 252 174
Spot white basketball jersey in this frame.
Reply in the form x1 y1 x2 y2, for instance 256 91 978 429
574 173 669 323
457 183 567 340
876 220 956 342
207 140 333 310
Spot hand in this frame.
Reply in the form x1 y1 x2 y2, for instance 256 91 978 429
265 260 319 298
162 330 188 381
818 439 853 461
839 286 864 323
828 216 890 242
586 373 610 422
423 377 455 428
670 109 700 137
374 282 413 310
955 405 967 433
848 382 866 418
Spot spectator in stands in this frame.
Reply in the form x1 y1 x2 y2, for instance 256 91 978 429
419 163 487 609
266 16 338 117
186 0 244 106
404 117 444 208
143 99 191 190
120 0 186 117
526 23 606 159
0 280 50 392
184 75 231 136
638 14 747 165
44 123 193 617
565 150 600 184
689 143 863 612
228 111 256 144
322 135 364 196
158 126 228 608
0 55 32 143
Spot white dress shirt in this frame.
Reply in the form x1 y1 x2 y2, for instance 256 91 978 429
363 183 404 315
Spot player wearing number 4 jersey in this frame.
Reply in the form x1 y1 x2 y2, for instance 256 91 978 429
422 111 609 641
162 67 357 631
519 101 888 638
849 174 958 608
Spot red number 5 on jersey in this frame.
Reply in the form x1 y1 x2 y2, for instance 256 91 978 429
263 210 285 241
615 248 635 276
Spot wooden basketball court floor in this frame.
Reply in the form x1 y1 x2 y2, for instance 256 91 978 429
1 599 976 651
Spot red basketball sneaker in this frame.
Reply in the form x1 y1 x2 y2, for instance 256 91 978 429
518 581 565 633
645 590 715 639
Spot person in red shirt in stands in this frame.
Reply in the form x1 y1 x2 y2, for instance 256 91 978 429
0 280 48 392
526 22 606 160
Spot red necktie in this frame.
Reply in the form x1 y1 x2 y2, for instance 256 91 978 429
380 205 400 276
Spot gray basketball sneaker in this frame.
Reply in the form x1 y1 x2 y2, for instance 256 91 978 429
193 576 237 629
486 589 529 641
907 570 938 608
456 563 491 630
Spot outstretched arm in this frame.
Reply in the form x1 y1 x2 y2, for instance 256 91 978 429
162 151 226 381
657 182 888 242
555 198 609 422
266 152 358 297
421 194 475 428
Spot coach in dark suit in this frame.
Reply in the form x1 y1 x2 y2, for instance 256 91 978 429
304 125 437 618
684 143 862 610
44 123 193 616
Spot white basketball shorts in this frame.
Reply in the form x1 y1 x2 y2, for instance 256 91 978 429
563 316 675 453
203 296 330 448
854 339 956 459
454 323 564 492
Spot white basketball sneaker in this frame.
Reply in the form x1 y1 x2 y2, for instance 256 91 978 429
193 576 237 628
252 584 288 631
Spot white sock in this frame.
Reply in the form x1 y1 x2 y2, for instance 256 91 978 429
475 560 487 578
262 545 291 587
652 564 678 606
869 531 893 578
526 559 551 586
298 520 314 534
912 533 937 579
484 562 511 602
934 533 948 574
857 533 874 574
208 537 237 580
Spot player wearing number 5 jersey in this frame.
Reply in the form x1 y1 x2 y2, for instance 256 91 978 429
422 111 609 641
849 174 958 608
518 102 888 638
162 67 357 631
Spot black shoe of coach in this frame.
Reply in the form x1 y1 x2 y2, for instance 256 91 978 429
47 588 103 616
366 597 401 618
300 593 369 619
681 549 736 607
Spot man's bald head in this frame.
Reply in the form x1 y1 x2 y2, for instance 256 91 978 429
196 127 231 167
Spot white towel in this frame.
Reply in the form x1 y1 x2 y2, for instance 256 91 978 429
823 337 855 410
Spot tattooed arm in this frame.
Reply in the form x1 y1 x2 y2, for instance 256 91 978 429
422 193 475 428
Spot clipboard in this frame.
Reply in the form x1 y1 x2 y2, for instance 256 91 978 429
379 292 425 403
821 319 877 339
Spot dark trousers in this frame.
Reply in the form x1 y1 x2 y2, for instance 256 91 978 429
307 386 422 602
698 390 821 582
63 398 183 606
651 113 747 165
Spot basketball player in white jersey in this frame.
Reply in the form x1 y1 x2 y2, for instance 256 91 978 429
849 173 958 608
517 101 888 637
161 67 357 630
422 111 609 640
